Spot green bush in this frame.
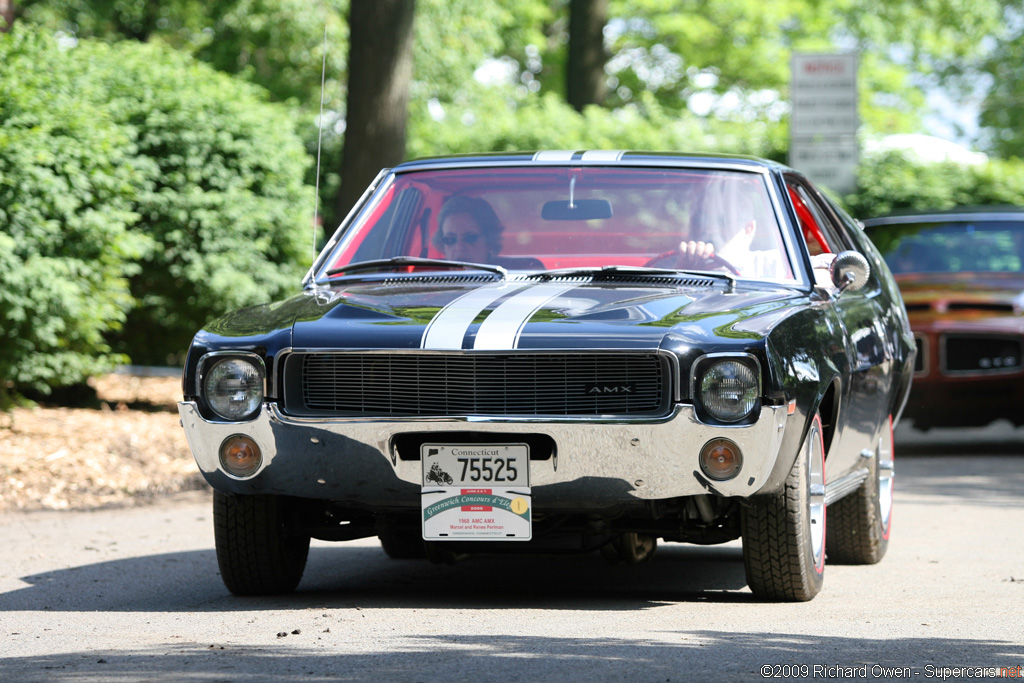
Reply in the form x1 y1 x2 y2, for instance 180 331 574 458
1 27 314 404
0 27 143 407
845 151 1024 219
66 39 313 365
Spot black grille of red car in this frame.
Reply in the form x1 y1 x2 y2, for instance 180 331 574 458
947 302 1014 313
282 352 671 417
943 335 1023 374
913 336 925 373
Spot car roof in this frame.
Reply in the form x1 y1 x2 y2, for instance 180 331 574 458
862 205 1024 227
391 150 792 174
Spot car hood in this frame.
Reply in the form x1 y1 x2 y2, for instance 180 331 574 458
288 276 804 352
896 273 1024 317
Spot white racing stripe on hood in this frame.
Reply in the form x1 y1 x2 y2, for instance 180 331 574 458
421 282 529 349
474 282 579 350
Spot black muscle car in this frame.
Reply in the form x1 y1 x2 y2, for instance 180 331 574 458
178 151 915 601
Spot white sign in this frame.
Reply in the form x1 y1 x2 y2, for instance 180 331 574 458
422 487 532 540
790 53 859 192
791 53 859 135
789 136 859 195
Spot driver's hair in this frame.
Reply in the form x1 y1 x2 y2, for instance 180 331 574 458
433 195 505 255
730 192 758 235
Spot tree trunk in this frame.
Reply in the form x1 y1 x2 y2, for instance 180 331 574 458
567 0 608 111
1 0 14 32
335 0 416 222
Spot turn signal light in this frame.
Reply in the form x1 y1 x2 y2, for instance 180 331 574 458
699 438 742 481
219 435 263 478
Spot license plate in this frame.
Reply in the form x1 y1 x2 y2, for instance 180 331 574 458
421 443 529 487
421 443 531 541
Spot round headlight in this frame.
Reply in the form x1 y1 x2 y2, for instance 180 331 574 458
698 359 759 423
203 357 264 421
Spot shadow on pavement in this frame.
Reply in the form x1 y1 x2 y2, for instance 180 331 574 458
3 542 750 614
3 631 1021 682
892 424 1024 507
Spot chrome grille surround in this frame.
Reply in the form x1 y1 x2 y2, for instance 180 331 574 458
279 350 675 418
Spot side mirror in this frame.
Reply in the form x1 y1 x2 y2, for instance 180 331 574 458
830 250 870 293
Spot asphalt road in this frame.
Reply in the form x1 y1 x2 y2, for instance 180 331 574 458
2 424 1023 682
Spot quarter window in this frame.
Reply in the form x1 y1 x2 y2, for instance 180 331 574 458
787 181 844 255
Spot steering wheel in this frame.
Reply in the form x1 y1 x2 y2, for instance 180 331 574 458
644 249 741 276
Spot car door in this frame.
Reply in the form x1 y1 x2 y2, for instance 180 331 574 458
785 175 891 481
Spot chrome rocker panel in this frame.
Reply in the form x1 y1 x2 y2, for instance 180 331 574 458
178 401 791 507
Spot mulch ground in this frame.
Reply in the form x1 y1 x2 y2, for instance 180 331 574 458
0 374 204 512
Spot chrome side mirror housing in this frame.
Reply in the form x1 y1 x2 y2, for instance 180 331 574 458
830 250 870 294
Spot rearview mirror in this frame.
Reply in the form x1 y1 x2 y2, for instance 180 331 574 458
541 199 613 221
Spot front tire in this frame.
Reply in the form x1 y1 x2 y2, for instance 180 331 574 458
742 413 826 601
826 415 894 564
213 492 311 596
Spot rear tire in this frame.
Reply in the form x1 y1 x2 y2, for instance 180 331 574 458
826 415 894 564
213 492 311 596
599 532 657 564
742 413 826 601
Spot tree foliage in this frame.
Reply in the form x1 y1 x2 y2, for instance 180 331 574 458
0 27 142 404
16 0 1016 152
1 26 312 396
8 0 1024 398
17 0 350 105
19 0 1018 212
474 0 1005 145
407 87 786 161
69 38 312 365
977 5 1024 159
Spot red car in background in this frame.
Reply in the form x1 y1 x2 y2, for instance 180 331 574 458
863 208 1024 431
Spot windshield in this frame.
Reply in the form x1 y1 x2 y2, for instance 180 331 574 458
868 219 1024 275
316 166 796 282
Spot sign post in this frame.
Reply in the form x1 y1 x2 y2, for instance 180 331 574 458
789 53 859 193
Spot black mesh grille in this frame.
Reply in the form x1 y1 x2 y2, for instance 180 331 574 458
284 352 670 417
944 335 1022 373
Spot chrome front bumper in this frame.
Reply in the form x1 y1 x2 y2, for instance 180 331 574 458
178 401 791 507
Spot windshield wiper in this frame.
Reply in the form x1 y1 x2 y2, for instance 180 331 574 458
535 264 736 286
322 257 508 280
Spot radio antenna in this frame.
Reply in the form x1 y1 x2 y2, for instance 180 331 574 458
311 21 329 284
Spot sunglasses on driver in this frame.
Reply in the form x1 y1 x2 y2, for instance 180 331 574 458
441 232 482 246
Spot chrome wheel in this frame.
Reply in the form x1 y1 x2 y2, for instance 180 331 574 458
877 417 895 537
808 416 826 572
